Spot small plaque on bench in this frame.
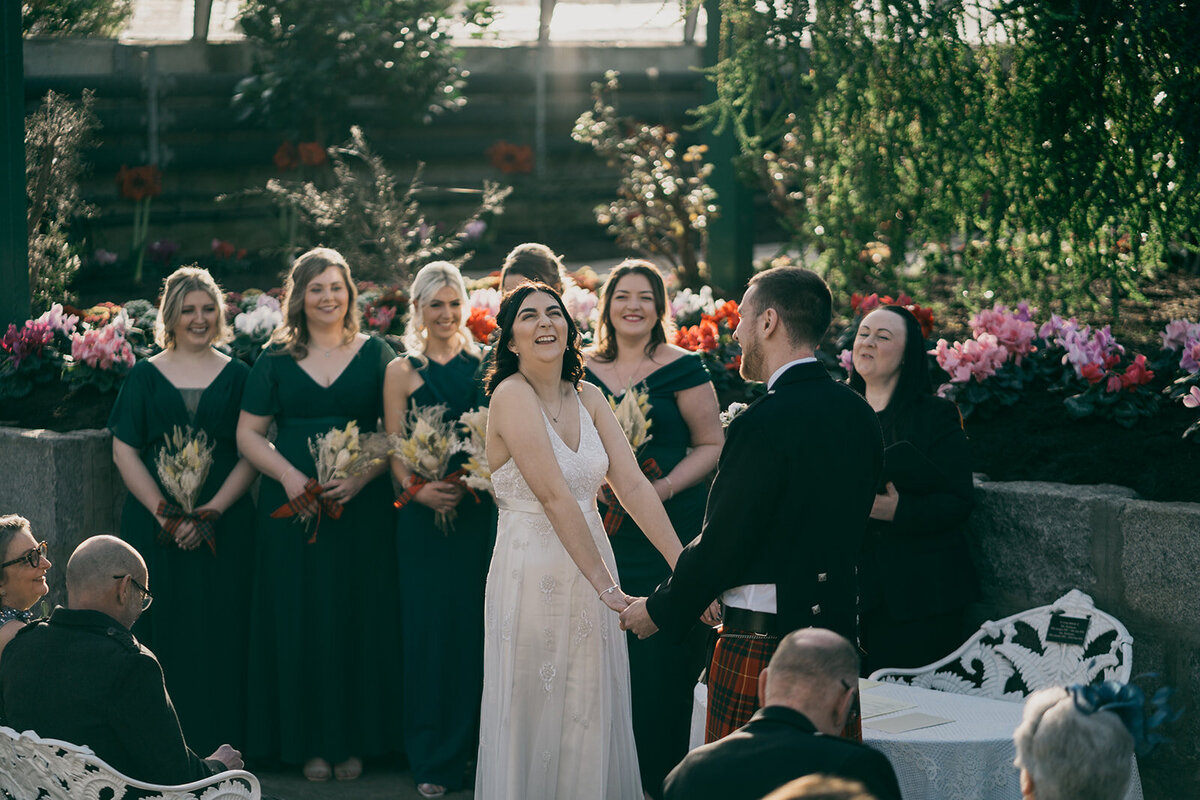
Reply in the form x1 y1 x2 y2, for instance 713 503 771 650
1046 613 1090 646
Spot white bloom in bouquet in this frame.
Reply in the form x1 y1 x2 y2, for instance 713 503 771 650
235 305 284 339
563 285 599 332
469 287 502 317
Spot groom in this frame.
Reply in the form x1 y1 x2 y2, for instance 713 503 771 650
620 266 883 742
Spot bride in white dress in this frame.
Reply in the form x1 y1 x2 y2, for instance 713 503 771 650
476 283 684 800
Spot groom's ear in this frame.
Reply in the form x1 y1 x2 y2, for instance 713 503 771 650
759 307 780 337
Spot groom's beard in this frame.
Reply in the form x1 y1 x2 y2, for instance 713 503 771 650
740 337 764 383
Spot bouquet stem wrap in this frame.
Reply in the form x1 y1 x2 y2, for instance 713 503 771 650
270 478 344 544
156 500 220 555
598 457 662 536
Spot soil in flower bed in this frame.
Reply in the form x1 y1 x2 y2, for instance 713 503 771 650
0 384 116 432
965 388 1200 503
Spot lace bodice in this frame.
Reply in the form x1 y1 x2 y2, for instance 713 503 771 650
491 393 609 506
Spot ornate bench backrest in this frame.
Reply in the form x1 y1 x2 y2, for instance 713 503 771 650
868 589 1134 701
0 725 261 800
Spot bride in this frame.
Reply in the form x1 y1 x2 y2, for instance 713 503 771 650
476 282 684 800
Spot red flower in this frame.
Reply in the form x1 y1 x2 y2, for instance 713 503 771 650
274 141 299 171
486 141 534 174
297 141 327 167
908 304 936 339
116 164 162 201
466 307 498 344
710 300 741 330
1080 363 1105 384
1105 373 1123 393
212 239 237 259
1119 354 1154 390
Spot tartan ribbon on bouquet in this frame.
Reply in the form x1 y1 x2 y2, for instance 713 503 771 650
394 467 479 533
270 478 343 544
598 457 662 535
156 500 220 555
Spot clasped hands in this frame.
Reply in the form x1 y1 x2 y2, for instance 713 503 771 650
616 597 721 639
281 469 371 518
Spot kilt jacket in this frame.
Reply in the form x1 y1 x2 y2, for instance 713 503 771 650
645 360 883 642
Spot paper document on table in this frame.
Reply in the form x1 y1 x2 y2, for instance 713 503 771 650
864 712 953 733
858 678 884 690
859 693 917 719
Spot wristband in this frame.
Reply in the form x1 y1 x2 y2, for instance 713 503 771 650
600 584 620 598
664 476 675 501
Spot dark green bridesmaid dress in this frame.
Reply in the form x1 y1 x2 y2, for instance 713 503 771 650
107 357 255 756
395 351 496 791
240 336 402 765
585 352 714 798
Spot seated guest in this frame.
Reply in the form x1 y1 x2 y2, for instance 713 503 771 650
763 775 878 800
662 628 901 800
1013 686 1135 800
0 535 243 786
0 515 52 661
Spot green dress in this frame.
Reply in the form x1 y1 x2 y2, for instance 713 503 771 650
107 357 255 756
585 352 714 798
241 336 402 764
395 351 495 791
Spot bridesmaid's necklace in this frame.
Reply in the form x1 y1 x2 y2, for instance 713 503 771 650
614 349 649 391
317 340 346 358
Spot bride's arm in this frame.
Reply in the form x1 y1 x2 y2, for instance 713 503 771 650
583 383 683 570
491 380 627 612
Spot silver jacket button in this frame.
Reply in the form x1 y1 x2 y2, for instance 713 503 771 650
811 604 821 615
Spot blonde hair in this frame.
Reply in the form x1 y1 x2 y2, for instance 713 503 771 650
155 267 230 349
403 261 480 361
269 247 361 359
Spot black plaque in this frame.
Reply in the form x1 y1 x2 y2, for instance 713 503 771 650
1046 613 1090 646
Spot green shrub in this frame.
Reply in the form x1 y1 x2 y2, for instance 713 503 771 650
22 0 133 36
26 90 98 313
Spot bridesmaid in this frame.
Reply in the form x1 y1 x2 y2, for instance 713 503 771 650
583 259 723 797
499 242 567 294
237 247 401 781
108 266 256 755
382 261 496 799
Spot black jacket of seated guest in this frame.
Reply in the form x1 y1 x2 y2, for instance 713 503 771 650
0 606 224 786
662 705 902 800
859 393 979 673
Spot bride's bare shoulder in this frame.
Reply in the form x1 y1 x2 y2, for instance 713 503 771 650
491 374 535 407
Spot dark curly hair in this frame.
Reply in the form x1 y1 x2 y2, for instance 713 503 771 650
485 282 584 395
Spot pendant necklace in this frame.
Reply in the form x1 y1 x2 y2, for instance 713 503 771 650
616 350 649 392
542 386 565 423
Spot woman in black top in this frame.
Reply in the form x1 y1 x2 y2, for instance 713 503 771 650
849 305 978 674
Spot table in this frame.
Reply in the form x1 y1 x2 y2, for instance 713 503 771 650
689 680 1143 800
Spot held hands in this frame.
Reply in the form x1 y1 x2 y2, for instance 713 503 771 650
618 597 659 639
413 480 464 514
209 743 244 771
599 586 634 614
869 481 899 522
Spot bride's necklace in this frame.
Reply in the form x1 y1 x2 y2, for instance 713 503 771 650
538 385 566 423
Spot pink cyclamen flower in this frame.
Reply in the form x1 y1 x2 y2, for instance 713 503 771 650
930 333 1007 384
1160 319 1200 351
1180 341 1200 375
34 304 80 336
838 348 854 374
971 305 1037 365
1182 386 1200 409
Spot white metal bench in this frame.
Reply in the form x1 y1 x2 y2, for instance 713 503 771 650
0 724 261 800
868 588 1134 700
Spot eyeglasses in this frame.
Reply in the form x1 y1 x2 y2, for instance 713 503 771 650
1 541 47 569
113 574 154 611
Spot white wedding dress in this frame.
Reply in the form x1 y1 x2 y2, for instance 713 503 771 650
475 396 643 800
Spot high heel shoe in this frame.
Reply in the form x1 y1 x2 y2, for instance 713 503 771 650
303 757 331 782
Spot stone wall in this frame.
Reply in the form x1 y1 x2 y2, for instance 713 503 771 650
0 427 1195 795
967 478 1200 798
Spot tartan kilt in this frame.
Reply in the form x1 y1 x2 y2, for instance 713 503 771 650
704 629 781 743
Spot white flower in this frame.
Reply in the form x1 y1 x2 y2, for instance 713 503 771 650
235 305 283 338
469 287 501 317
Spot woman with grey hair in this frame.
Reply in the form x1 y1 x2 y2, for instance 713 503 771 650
1013 686 1135 800
382 261 495 798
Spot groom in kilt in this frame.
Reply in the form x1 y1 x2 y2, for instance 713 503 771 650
621 266 883 742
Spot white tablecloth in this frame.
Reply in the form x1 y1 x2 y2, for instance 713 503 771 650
689 680 1144 800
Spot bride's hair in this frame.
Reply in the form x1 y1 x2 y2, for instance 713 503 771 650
485 282 583 395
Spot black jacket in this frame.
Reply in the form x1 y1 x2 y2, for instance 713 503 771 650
647 361 883 640
662 705 902 800
0 606 223 786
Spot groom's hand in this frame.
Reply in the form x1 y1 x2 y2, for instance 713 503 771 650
619 598 659 639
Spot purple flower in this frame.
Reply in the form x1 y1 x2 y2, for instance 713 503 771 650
147 239 180 264
1182 386 1200 409
461 220 487 241
1160 319 1200 351
838 348 854 374
1180 342 1200 374
94 248 118 266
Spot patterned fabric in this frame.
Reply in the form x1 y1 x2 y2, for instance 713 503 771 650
0 606 34 626
155 501 220 555
268 478 344 543
705 629 781 743
598 457 662 536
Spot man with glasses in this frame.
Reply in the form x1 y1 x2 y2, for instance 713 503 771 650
0 535 244 786
662 628 901 800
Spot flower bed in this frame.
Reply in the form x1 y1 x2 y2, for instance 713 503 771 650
5 278 1199 502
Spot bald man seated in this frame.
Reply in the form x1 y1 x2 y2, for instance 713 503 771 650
662 628 901 800
0 535 243 786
